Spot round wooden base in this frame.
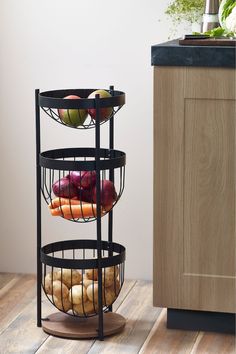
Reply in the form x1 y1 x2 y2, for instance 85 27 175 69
42 312 126 339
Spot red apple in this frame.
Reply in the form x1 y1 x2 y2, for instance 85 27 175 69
88 89 113 122
58 95 88 127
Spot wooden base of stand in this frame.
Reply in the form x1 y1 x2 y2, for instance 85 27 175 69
42 312 126 339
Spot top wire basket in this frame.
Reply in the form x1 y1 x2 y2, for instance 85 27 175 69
38 88 125 129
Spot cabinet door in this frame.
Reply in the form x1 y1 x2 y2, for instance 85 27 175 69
153 66 236 313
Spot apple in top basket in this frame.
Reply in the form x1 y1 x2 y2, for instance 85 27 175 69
58 95 88 127
88 90 113 122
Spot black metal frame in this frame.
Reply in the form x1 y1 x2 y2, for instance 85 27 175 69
39 88 125 129
35 86 126 340
39 149 126 223
41 239 125 319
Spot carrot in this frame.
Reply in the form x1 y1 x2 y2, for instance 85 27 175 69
49 197 85 209
50 203 105 219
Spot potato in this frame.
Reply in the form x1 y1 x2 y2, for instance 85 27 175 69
69 285 87 305
52 280 69 299
102 266 119 287
85 266 119 286
85 269 98 281
44 273 53 295
83 277 97 288
104 280 120 306
54 296 71 312
103 288 115 306
44 272 58 295
55 269 82 288
86 283 105 304
73 301 96 316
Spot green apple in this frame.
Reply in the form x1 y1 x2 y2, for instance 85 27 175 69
88 89 113 121
58 95 88 127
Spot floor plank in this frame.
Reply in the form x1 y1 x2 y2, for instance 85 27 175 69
86 280 162 354
190 331 236 354
35 280 136 354
0 296 53 354
0 274 36 335
0 273 16 289
0 274 234 354
139 309 199 354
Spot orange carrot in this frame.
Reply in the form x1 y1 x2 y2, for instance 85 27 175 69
50 203 105 219
49 197 85 209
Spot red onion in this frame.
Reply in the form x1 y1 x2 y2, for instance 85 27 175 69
52 177 78 198
70 171 96 189
77 188 93 203
92 180 117 207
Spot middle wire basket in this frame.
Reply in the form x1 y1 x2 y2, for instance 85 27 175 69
41 239 126 318
40 147 126 223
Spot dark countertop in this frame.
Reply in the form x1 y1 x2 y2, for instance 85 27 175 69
151 39 235 68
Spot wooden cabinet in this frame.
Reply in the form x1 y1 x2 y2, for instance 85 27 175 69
153 66 236 314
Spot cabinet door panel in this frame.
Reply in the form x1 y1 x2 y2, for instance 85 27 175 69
184 98 235 277
153 66 236 313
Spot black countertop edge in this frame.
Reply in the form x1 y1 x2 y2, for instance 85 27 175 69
151 39 236 68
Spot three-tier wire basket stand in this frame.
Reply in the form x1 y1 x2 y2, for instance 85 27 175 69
35 86 126 340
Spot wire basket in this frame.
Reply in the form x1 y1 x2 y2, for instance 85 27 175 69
38 88 125 129
39 147 126 223
41 239 125 318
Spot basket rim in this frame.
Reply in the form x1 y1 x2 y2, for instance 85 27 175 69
41 239 126 269
39 147 126 171
38 89 125 109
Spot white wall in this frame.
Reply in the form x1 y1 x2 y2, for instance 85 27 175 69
0 0 189 279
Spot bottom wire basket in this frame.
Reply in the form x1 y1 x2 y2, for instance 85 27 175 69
41 239 125 318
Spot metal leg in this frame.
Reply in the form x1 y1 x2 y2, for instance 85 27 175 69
108 85 114 312
35 89 42 327
95 94 104 340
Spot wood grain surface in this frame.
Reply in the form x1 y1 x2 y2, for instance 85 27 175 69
153 66 236 313
42 312 126 339
36 280 136 353
153 67 185 309
0 274 235 354
86 281 162 354
179 38 236 46
184 98 235 276
139 309 199 354
190 331 236 354
0 274 36 335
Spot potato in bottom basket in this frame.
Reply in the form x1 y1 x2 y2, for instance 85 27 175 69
83 277 97 289
55 269 82 288
44 272 59 295
73 301 96 316
104 280 121 306
69 284 87 305
102 266 119 287
44 273 53 295
52 280 69 299
86 283 105 303
54 296 71 312
85 269 98 281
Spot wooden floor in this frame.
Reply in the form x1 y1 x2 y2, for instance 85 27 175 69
0 273 235 354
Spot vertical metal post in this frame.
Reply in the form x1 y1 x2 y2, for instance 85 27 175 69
108 85 114 311
35 89 42 327
95 94 104 340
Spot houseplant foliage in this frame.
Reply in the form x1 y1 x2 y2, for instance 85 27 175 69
165 0 205 25
166 0 236 36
